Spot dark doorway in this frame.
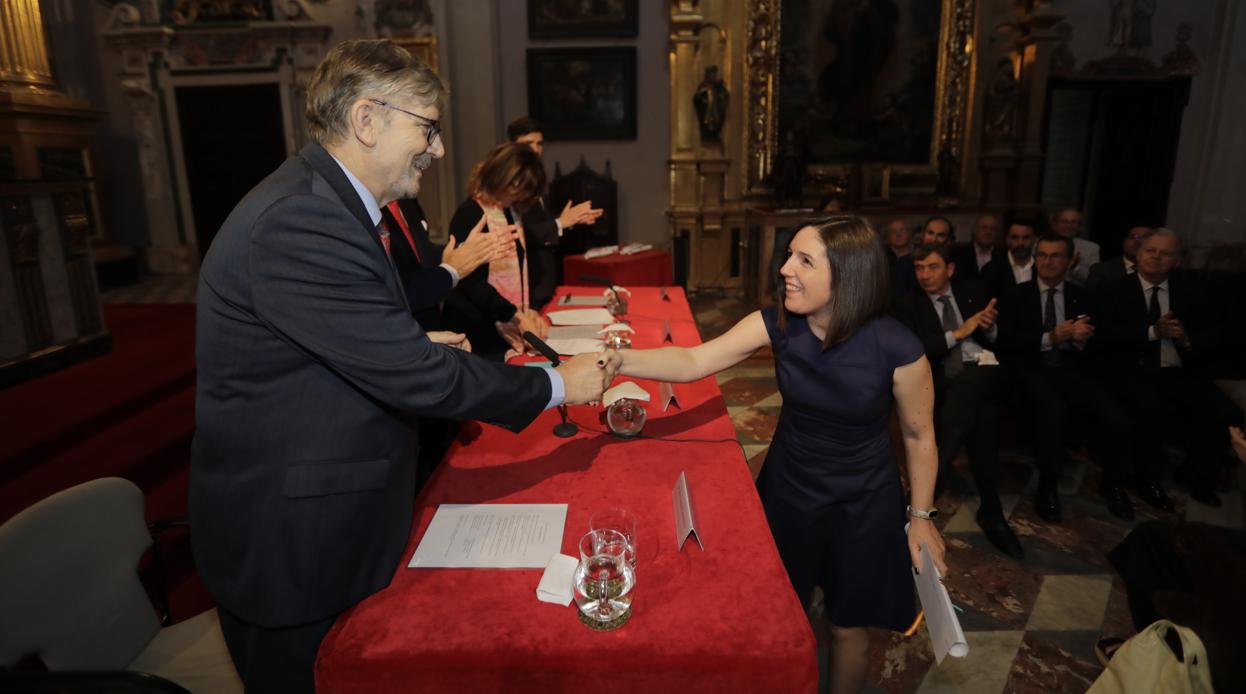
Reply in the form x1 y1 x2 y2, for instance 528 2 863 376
1040 76 1190 259
175 83 288 257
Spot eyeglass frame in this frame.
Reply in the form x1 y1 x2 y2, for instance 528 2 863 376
369 98 441 145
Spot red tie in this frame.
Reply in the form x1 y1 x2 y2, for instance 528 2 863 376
377 219 392 257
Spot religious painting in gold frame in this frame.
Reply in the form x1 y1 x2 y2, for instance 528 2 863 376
746 0 975 193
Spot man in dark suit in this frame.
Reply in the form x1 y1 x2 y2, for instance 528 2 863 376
996 234 1161 523
951 213 1005 281
382 196 513 331
980 213 1038 300
507 117 601 308
191 40 612 692
892 215 956 297
1097 228 1243 507
1086 225 1145 295
894 244 1020 558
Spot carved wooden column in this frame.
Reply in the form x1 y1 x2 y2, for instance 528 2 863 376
1 0 110 383
669 1 703 289
1014 1 1065 211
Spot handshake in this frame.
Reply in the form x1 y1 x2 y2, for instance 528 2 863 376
553 351 621 405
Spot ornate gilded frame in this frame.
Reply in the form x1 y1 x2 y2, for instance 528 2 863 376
745 0 976 193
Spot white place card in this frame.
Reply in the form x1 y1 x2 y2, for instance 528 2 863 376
659 382 680 412
672 472 703 551
661 319 673 343
409 503 567 568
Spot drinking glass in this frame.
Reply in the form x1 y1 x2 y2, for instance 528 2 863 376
590 507 637 569
606 398 646 437
573 528 635 629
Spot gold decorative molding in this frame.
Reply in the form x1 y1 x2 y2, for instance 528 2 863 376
745 0 976 194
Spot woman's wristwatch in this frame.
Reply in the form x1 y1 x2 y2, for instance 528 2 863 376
907 505 939 520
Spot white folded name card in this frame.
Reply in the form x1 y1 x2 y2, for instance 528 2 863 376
661 319 673 343
672 471 703 551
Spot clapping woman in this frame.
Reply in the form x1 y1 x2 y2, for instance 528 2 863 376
602 216 945 694
442 143 551 360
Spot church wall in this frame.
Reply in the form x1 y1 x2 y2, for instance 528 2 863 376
495 1 671 247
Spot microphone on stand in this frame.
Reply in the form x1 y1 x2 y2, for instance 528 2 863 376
523 330 578 438
578 274 620 306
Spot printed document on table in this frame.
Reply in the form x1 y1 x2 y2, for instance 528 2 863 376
408 504 567 568
547 308 615 326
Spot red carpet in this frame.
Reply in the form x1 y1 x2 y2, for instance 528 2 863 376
0 303 211 621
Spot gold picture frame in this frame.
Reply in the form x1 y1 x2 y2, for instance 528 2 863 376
745 0 976 193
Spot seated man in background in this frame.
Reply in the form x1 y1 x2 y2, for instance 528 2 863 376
894 243 1020 558
981 212 1038 300
952 213 1004 281
894 216 957 296
1087 225 1145 294
1097 227 1243 507
996 234 1154 522
507 116 602 301
1051 207 1100 285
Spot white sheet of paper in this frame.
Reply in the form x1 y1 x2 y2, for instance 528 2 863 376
913 543 969 663
547 308 615 326
548 325 600 340
408 504 567 568
558 295 608 306
544 338 604 356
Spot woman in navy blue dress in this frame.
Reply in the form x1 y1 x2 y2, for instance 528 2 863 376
605 216 945 694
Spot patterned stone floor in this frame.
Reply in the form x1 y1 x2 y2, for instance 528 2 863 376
106 275 1244 692
687 288 1246 694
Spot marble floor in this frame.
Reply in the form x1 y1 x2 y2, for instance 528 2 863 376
688 288 1245 694
104 275 1244 692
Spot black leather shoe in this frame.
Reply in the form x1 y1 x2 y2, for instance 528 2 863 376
976 509 1024 560
1034 488 1062 523
1174 468 1222 508
1132 480 1176 512
1099 485 1135 521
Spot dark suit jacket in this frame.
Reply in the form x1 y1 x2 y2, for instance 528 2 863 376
520 200 560 310
893 278 995 393
192 142 551 628
980 254 1034 301
1086 257 1132 295
995 278 1096 371
382 197 451 331
951 243 1005 281
1096 270 1221 375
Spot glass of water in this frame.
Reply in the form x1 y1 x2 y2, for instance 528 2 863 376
590 507 638 569
573 528 635 630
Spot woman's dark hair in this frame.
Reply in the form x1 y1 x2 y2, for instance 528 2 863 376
778 215 891 350
466 142 546 210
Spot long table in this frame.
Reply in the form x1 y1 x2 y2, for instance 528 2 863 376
315 286 816 693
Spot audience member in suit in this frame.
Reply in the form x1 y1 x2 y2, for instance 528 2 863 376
980 213 1038 300
507 117 602 306
1051 207 1100 285
952 213 1005 281
1097 228 1244 507
191 40 612 691
382 197 515 492
1086 225 1145 294
996 234 1154 522
443 143 554 360
893 215 956 297
894 244 1020 558
382 196 513 331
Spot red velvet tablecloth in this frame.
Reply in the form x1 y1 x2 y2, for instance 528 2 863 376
315 286 816 693
562 249 673 286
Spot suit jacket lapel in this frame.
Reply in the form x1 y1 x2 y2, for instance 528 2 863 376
299 142 412 314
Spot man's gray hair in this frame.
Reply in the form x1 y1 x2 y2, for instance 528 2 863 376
1141 226 1183 250
305 39 447 146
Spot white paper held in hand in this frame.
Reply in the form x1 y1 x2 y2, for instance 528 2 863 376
912 542 969 663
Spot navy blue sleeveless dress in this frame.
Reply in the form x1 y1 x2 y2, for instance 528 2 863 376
757 307 924 632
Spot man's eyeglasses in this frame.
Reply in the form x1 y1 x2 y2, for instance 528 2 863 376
370 99 440 144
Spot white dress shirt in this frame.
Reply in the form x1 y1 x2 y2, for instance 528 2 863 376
927 288 995 362
1008 253 1034 285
